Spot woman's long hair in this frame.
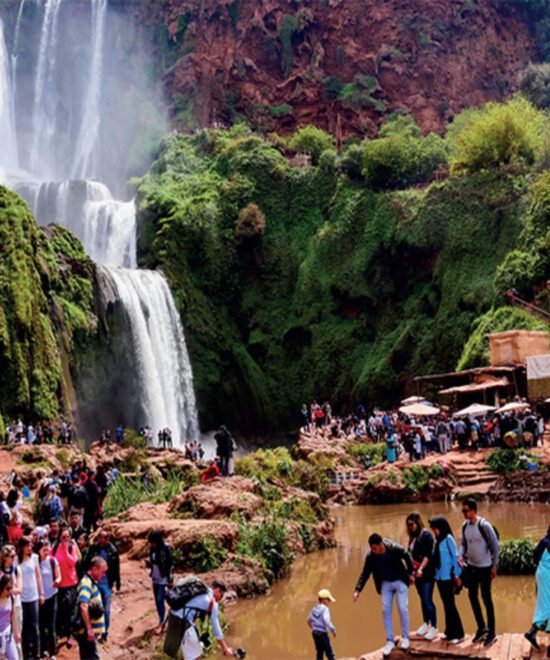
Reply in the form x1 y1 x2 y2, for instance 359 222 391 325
429 515 454 569
406 512 425 539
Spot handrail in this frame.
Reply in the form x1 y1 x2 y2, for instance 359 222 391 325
507 291 550 323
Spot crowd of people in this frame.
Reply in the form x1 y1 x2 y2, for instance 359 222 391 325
3 420 75 446
301 400 545 465
310 499 550 659
0 459 121 659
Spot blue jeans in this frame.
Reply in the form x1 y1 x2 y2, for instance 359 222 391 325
99 583 112 636
381 580 410 642
415 579 437 627
153 583 167 625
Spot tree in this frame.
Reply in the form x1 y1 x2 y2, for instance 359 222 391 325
520 63 550 108
288 126 335 165
235 203 266 241
447 98 545 174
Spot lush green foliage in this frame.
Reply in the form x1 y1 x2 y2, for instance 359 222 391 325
485 448 540 473
498 539 536 574
447 98 547 173
288 125 335 164
236 515 294 580
186 536 228 572
346 442 386 465
402 465 429 493
136 116 530 432
103 473 190 518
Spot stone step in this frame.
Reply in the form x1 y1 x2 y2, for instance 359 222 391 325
458 475 498 486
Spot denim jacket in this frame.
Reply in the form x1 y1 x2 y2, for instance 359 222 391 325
434 535 462 581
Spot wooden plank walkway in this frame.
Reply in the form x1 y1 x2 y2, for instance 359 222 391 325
343 633 548 660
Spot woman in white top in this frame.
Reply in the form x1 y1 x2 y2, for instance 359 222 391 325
37 540 61 659
0 544 22 659
17 537 44 660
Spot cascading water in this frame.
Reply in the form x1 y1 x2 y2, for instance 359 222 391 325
0 1 199 445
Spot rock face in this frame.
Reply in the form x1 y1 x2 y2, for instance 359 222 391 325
489 471 550 503
131 0 534 136
169 476 262 519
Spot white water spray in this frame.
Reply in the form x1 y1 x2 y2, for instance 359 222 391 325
0 19 18 168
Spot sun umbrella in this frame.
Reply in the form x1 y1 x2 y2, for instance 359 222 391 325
401 396 425 405
496 401 530 414
453 403 496 418
399 402 440 416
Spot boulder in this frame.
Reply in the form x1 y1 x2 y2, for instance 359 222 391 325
168 476 261 519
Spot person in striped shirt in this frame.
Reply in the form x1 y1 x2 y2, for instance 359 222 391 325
76 556 107 660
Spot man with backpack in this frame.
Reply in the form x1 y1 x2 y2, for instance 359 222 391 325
460 499 500 648
164 577 236 659
148 530 174 634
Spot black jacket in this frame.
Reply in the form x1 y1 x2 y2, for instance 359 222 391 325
85 542 121 591
355 539 414 595
150 543 173 583
409 529 435 581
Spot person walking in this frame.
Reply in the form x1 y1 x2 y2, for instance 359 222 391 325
429 516 464 644
386 434 397 464
18 536 44 660
75 557 108 660
460 499 499 647
525 526 550 651
307 589 336 660
406 513 438 641
37 539 61 660
353 533 413 656
0 545 22 659
84 529 120 641
148 530 173 634
53 527 80 649
0 574 20 660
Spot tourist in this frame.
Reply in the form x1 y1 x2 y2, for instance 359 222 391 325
84 529 120 641
429 516 464 644
0 545 22 656
170 579 235 658
307 588 336 660
18 536 44 660
76 531 91 580
386 433 397 464
0 574 20 660
6 489 23 545
214 426 234 477
0 492 10 547
48 519 61 545
300 404 310 432
436 419 449 454
148 530 173 634
406 513 438 641
460 498 499 647
69 510 87 540
200 460 221 483
37 539 61 659
353 533 413 656
525 526 550 650
52 527 79 648
68 475 88 518
75 556 108 660
38 484 64 525
82 473 100 532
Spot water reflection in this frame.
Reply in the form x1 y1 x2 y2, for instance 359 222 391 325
227 502 548 659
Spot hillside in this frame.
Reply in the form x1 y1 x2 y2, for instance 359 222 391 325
131 0 535 136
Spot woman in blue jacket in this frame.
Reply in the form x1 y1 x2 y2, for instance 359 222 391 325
429 516 464 644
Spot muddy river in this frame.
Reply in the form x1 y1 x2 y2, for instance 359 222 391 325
227 502 549 659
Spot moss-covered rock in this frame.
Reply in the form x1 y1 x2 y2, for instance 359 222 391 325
135 129 529 434
0 187 96 425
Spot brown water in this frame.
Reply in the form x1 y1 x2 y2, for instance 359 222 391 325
227 502 549 659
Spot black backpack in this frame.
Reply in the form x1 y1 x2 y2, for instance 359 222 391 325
165 576 209 611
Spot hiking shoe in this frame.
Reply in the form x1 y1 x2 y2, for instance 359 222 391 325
440 634 447 640
425 626 438 641
473 628 488 643
449 638 463 645
416 623 429 636
399 638 410 650
382 641 395 656
484 634 497 648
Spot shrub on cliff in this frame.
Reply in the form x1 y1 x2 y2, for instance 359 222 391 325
498 539 536 574
361 117 447 190
448 98 546 174
486 448 540 473
288 125 335 165
520 64 550 109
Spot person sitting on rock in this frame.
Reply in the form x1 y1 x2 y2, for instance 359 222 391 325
200 460 221 484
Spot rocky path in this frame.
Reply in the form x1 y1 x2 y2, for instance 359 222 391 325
446 451 499 498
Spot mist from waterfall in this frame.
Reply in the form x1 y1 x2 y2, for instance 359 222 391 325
0 1 199 445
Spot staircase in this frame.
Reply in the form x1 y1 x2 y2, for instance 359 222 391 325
447 451 499 497
507 292 550 324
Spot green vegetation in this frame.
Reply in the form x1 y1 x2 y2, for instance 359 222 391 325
103 473 192 518
498 539 537 574
485 448 540 473
346 442 386 466
186 536 228 573
288 125 335 164
236 514 294 580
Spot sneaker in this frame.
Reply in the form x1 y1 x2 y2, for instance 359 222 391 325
416 623 429 636
449 638 463 645
425 626 438 641
399 638 410 650
473 628 488 643
440 634 447 640
382 641 395 656
484 634 497 648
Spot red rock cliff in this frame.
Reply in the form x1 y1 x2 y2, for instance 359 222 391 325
134 0 535 136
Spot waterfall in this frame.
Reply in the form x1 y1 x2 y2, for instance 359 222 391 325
0 19 18 168
29 0 63 178
71 0 106 180
107 268 199 443
0 1 199 446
